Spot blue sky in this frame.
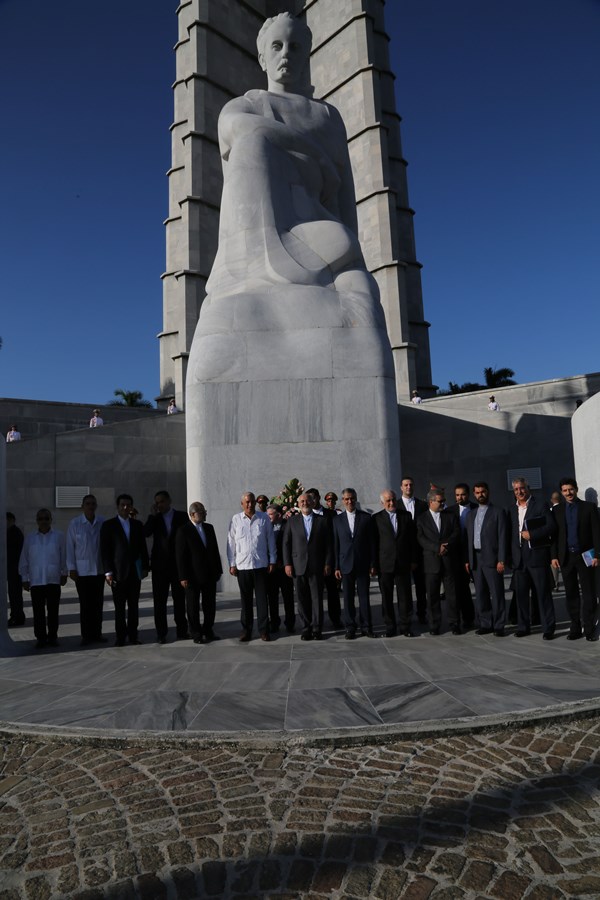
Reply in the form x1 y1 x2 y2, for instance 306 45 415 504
1 0 598 404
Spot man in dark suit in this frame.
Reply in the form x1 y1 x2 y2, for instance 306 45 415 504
266 504 295 633
508 477 557 640
307 488 342 628
551 477 600 640
333 488 376 638
143 490 189 643
446 483 477 628
399 476 429 623
6 512 25 626
176 501 223 644
465 482 507 636
283 492 333 640
372 489 417 637
100 493 149 646
416 489 461 634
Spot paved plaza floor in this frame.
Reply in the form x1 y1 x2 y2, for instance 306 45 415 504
1 581 600 898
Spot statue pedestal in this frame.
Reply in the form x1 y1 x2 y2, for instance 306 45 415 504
186 284 401 551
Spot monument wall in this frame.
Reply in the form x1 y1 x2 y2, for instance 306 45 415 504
572 391 600 504
159 0 433 408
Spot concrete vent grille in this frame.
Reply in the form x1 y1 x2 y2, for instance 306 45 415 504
56 486 89 508
506 468 542 491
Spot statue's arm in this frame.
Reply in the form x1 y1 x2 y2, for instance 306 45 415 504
218 95 325 163
327 105 359 234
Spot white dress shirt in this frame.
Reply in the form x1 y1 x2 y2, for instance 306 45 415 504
227 511 276 569
19 529 67 585
6 430 21 442
345 509 356 536
429 510 441 531
66 513 105 575
89 416 103 427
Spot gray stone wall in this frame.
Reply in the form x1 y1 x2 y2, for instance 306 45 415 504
0 398 161 442
399 374 600 505
572 391 600 504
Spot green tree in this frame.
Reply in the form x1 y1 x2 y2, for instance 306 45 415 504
109 389 153 408
483 366 516 388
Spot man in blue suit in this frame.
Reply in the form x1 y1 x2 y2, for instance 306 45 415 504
508 477 557 639
333 488 375 638
465 482 508 636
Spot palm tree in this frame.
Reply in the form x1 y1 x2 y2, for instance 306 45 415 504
483 366 516 388
109 388 153 408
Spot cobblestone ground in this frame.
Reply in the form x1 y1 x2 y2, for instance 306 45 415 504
1 716 600 899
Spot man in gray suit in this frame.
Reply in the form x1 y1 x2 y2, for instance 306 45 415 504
465 482 508 636
283 493 333 641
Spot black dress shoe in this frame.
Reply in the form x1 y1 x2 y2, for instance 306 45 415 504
260 632 271 642
193 636 204 644
130 639 142 645
401 630 416 638
543 632 555 641
451 627 462 635
313 631 323 641
204 631 221 642
157 636 167 645
494 630 505 637
361 629 375 638
345 630 355 640
476 627 493 635
176 632 191 641
7 618 25 627
586 633 598 642
429 629 440 636
383 628 397 638
567 631 583 640
515 629 531 637
300 630 313 641
239 631 251 642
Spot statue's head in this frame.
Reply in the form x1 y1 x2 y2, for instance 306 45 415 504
257 12 312 95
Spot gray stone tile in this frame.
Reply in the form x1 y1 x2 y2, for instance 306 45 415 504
160 662 233 692
291 637 387 659
90 659 189 692
0 654 129 688
437 675 559 715
502 667 600 702
346 655 430 686
17 688 139 727
285 687 382 730
102 691 214 732
188 690 287 732
364 681 476 724
219 661 290 692
289 658 357 690
384 646 481 681
0 682 78 720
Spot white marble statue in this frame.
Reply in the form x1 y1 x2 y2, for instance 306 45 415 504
186 13 400 549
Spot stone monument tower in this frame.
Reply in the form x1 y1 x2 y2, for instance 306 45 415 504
159 0 433 408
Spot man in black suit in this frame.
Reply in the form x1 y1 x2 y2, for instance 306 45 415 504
551 477 600 640
416 489 461 634
143 490 189 643
266 504 295 634
399 476 429 624
465 482 507 636
6 512 25 626
372 489 417 638
100 493 149 646
176 501 223 644
446 483 477 629
507 477 557 640
307 488 342 628
333 488 376 639
283 492 333 640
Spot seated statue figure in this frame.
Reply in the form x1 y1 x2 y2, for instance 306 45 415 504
205 11 380 307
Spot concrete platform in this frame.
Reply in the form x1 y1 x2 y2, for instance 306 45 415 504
2 579 599 741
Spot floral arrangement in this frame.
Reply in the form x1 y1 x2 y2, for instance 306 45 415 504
270 477 304 517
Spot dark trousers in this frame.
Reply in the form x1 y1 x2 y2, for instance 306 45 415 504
185 581 217 638
513 564 555 633
412 563 427 620
342 571 372 632
112 575 141 642
266 568 295 631
76 575 105 641
379 570 412 632
455 566 475 626
151 568 187 638
473 562 506 631
562 552 598 634
324 573 341 625
7 572 24 623
295 573 324 633
30 584 60 642
237 568 269 635
424 568 457 631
